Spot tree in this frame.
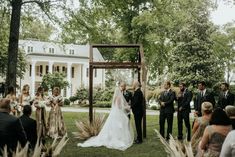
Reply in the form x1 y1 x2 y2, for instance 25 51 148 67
20 15 54 41
0 2 27 81
41 72 69 91
212 23 235 83
5 0 64 94
170 0 224 87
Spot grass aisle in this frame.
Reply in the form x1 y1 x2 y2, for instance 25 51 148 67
60 112 181 157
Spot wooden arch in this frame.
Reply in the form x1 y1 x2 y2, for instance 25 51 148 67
89 44 147 138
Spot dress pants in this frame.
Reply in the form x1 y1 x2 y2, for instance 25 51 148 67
177 111 191 141
159 112 173 140
134 112 143 142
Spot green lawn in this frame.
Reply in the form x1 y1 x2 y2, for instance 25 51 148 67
60 112 187 157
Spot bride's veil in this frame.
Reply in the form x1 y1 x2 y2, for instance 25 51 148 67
111 87 130 116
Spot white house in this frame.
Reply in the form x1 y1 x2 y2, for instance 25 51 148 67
13 39 105 97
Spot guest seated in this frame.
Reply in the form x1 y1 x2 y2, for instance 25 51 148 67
191 102 213 155
197 108 232 157
225 105 235 129
220 130 235 157
0 98 26 155
19 105 37 148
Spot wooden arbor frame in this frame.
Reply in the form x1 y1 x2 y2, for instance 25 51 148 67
89 44 147 138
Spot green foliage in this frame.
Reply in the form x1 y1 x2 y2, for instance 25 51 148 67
41 72 69 91
20 15 54 41
94 88 114 102
0 6 27 80
75 88 89 103
64 98 70 106
93 101 112 108
169 0 224 87
69 96 78 104
212 22 235 83
150 105 157 110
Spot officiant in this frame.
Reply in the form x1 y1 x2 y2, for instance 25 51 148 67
120 82 132 119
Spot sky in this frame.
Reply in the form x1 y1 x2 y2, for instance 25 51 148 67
210 0 235 25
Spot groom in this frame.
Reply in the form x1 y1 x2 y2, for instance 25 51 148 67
131 80 144 144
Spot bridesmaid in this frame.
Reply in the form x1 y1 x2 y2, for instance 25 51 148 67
19 84 32 112
33 87 47 140
47 87 66 138
5 86 18 116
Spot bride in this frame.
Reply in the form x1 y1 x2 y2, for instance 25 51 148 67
77 86 134 151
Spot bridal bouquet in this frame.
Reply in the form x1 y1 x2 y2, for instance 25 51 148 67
38 101 46 108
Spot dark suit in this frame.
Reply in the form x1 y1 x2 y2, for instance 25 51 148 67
159 89 176 140
217 91 235 109
0 112 26 155
19 115 37 148
131 88 144 142
123 90 132 119
176 89 192 141
194 89 215 116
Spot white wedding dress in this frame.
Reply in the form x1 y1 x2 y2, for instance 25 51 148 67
77 87 134 151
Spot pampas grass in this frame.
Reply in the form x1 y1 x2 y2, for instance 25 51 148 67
73 111 106 140
1 134 68 157
154 129 193 157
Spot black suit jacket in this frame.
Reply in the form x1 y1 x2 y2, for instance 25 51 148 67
19 115 37 148
194 89 215 115
131 88 144 114
159 89 176 114
177 89 193 113
0 112 26 152
217 91 235 109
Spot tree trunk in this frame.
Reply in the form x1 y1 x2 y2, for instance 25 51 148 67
5 0 22 94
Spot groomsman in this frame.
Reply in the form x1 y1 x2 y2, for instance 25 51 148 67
176 82 192 141
131 80 144 144
217 82 235 109
158 81 176 140
194 81 215 117
120 82 132 118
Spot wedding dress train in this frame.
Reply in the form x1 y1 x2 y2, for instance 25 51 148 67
77 88 134 151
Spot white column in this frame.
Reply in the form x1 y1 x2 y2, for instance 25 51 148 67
66 62 72 98
83 64 88 88
48 61 54 73
31 60 36 95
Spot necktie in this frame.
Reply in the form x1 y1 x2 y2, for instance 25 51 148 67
201 91 203 97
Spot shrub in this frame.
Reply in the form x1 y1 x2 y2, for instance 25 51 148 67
75 88 89 104
150 105 157 110
69 96 78 104
64 98 70 106
94 101 112 108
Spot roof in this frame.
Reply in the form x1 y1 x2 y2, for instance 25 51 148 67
19 40 104 61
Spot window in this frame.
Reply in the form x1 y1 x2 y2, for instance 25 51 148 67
36 66 40 76
95 69 97 78
36 65 43 76
72 67 75 78
40 65 43 76
69 49 74 55
49 48 54 54
56 66 60 72
46 65 49 74
29 65 32 76
27 46 33 53
86 68 89 77
62 66 66 74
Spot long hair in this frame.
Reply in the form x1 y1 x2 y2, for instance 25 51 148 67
22 84 30 94
36 86 44 98
210 108 231 126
